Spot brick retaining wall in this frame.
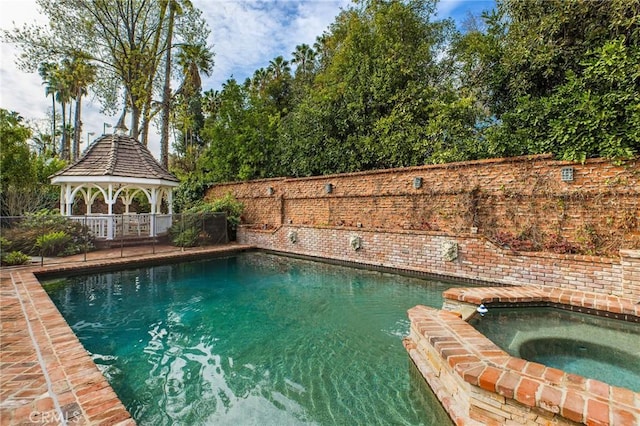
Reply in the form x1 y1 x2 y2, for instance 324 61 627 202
237 226 640 301
208 155 640 255
208 154 640 299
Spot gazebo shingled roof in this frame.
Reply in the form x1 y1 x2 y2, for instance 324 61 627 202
50 133 179 241
51 134 178 182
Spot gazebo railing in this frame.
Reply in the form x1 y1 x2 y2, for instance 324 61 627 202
69 214 174 239
155 214 172 235
69 215 110 238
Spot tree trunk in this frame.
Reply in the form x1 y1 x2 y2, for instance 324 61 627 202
51 95 57 155
60 101 67 159
160 5 176 168
131 105 141 140
72 91 82 160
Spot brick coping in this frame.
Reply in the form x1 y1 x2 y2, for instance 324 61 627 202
0 244 253 426
405 286 640 425
443 286 640 321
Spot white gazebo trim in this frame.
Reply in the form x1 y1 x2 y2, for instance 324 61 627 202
50 133 180 240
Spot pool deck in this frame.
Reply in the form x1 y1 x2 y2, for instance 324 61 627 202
0 244 253 425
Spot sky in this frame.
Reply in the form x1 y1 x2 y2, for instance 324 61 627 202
0 0 494 158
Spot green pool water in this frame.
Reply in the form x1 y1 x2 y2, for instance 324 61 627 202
44 252 457 425
470 307 640 392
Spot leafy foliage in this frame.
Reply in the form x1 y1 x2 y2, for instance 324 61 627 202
2 0 211 143
172 174 209 213
168 201 233 247
193 0 490 181
209 193 244 229
0 109 64 216
3 0 638 203
456 0 640 161
36 231 71 256
2 209 94 256
1 251 31 266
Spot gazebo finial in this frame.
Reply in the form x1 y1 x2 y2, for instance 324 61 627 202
115 108 128 136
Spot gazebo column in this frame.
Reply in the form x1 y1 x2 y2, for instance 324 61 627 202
59 186 66 215
64 185 73 216
121 189 134 214
167 190 174 214
106 184 116 240
149 188 158 237
85 188 93 215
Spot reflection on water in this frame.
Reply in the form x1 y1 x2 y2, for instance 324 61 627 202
471 307 640 392
45 252 456 425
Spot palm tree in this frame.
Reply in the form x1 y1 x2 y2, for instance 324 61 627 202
67 52 95 160
176 43 214 98
291 43 316 77
54 62 73 160
174 42 214 160
313 33 330 67
38 62 59 155
202 89 221 118
267 56 290 80
30 132 54 157
250 67 269 93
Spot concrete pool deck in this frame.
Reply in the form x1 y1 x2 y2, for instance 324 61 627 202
0 244 253 425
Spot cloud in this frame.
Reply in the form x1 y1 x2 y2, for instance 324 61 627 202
195 0 350 90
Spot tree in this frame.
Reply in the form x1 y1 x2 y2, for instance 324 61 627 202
199 77 281 182
170 42 214 171
54 60 73 160
0 109 64 216
66 52 96 160
159 0 178 167
292 43 316 78
38 62 59 155
267 56 291 80
3 0 211 147
278 0 483 175
457 0 640 160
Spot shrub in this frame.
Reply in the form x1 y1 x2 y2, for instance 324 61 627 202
168 200 235 247
36 231 71 256
0 236 11 253
2 251 31 266
490 230 540 252
171 227 200 247
1 209 94 256
209 193 245 241
544 234 577 254
210 193 244 230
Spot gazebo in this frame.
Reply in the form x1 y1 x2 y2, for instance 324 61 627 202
50 127 180 240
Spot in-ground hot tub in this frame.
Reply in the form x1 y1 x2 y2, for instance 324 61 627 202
470 307 640 392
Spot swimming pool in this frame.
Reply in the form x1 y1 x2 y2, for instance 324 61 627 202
470 307 640 392
44 252 458 425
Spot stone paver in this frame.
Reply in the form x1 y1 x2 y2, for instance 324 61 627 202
1 244 253 425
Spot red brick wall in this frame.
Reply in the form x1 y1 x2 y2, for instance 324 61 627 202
207 155 640 254
206 155 640 299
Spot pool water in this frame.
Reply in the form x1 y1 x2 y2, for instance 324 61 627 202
471 308 640 392
44 252 456 425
